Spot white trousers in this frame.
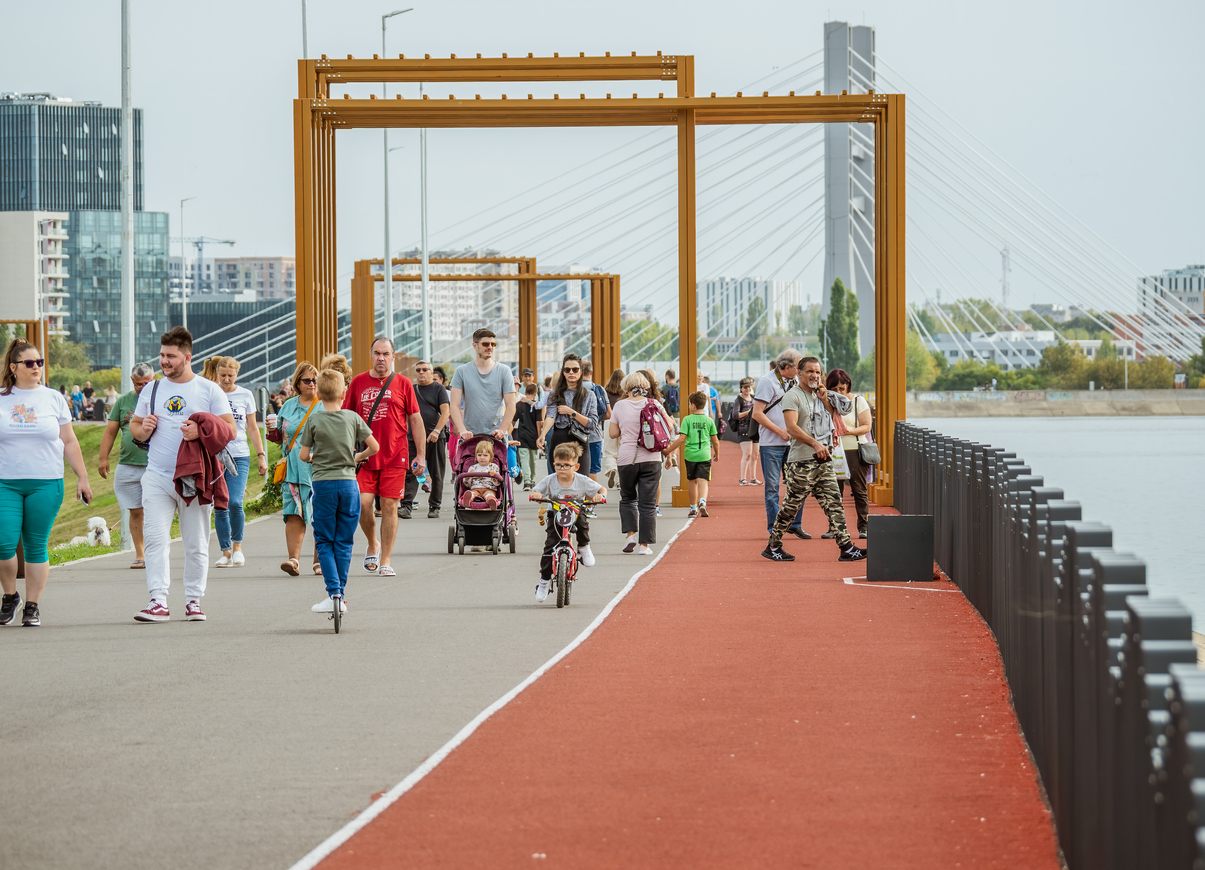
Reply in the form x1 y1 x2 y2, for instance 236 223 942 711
141 470 213 603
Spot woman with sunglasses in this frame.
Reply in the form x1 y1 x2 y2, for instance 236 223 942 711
537 354 599 475
267 362 320 576
0 340 93 627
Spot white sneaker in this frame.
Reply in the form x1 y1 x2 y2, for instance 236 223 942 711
311 597 348 613
534 579 551 602
623 534 638 554
636 544 653 556
214 554 232 568
231 551 246 567
579 545 596 567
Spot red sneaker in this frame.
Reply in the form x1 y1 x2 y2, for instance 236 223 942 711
134 601 170 623
184 600 207 622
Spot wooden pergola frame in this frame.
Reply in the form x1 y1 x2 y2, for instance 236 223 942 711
295 52 905 505
350 256 621 376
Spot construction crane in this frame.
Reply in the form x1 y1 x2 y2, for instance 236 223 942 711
170 236 235 331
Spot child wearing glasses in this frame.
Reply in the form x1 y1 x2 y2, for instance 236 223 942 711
528 442 607 603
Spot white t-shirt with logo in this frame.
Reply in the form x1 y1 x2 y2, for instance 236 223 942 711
221 385 257 458
135 375 230 476
0 386 72 479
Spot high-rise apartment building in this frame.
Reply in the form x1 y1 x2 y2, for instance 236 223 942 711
211 257 295 299
0 211 70 336
699 276 802 338
0 93 168 367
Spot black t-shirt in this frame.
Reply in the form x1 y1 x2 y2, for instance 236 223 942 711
414 382 450 433
513 400 541 449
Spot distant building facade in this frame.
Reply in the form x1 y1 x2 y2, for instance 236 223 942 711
931 329 1136 370
0 210 70 337
699 276 802 339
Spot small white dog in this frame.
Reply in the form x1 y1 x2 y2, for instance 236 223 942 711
68 516 112 548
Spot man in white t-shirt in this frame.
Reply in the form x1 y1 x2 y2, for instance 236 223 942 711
129 326 234 623
751 350 810 540
449 328 517 440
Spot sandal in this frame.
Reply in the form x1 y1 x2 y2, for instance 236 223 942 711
280 557 300 576
363 553 379 573
312 561 323 576
377 565 397 577
129 559 145 569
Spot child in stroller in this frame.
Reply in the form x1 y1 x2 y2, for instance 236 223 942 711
460 440 502 509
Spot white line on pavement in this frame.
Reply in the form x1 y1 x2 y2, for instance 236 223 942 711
288 517 697 870
842 575 957 593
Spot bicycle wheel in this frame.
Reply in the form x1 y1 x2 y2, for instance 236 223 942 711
555 551 569 608
565 566 573 606
332 595 342 634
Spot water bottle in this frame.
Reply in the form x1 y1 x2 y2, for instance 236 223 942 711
412 459 430 492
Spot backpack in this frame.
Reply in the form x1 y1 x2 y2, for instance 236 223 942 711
639 399 672 452
662 384 679 415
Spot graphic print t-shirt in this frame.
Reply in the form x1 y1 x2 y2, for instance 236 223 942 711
134 375 230 476
342 372 420 470
0 386 72 479
222 385 257 458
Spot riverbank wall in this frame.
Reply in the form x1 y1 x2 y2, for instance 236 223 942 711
907 389 1205 417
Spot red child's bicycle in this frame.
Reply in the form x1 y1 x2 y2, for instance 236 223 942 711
531 496 605 608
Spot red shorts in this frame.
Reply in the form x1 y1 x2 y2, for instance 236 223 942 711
356 465 406 499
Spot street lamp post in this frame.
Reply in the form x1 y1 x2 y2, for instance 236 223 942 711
381 7 414 343
178 196 197 332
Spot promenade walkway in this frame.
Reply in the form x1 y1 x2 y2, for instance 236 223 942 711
307 477 1061 869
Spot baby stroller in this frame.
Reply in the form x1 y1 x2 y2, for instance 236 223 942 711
447 434 517 555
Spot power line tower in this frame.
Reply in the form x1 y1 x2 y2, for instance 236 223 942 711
822 20 876 356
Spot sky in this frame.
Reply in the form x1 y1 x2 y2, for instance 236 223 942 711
3 0 1203 320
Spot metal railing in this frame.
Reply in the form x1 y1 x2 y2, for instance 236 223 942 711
894 421 1205 870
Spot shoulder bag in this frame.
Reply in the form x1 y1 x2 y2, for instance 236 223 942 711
273 399 317 484
355 374 395 454
854 396 881 465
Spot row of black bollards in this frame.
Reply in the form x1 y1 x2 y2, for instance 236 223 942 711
894 421 1204 870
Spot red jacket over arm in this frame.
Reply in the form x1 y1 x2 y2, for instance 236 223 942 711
174 412 231 509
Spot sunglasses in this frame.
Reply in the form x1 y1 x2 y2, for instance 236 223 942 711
17 359 46 369
478 341 497 348
299 378 317 385
415 367 431 372
562 367 580 373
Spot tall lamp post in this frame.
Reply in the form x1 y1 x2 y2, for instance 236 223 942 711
120 0 135 389
178 196 196 331
381 7 414 343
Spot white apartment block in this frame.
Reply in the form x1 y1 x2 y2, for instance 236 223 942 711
1138 264 1205 316
699 276 802 339
931 330 1135 370
0 211 70 336
169 256 295 300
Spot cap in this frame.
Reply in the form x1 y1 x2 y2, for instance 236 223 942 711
520 367 535 376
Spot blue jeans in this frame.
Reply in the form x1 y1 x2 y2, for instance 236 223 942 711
214 455 250 551
312 479 362 597
758 445 803 533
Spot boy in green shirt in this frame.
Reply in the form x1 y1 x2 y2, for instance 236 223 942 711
668 391 719 518
300 369 378 613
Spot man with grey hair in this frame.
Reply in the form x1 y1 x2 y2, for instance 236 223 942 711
751 349 810 539
98 362 156 568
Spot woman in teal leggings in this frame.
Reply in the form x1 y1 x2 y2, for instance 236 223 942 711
0 339 93 627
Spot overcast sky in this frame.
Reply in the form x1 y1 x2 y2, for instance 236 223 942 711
3 0 1202 317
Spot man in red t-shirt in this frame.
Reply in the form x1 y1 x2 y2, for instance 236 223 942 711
343 337 427 577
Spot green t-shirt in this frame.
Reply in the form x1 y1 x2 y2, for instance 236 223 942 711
299 409 371 481
107 389 147 467
680 412 717 463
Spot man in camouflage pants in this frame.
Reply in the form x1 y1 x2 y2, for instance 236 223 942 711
762 357 868 563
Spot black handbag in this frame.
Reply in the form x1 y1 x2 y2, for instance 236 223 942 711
131 380 160 451
858 440 881 466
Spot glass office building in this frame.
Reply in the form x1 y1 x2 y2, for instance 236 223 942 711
63 210 170 368
0 93 144 212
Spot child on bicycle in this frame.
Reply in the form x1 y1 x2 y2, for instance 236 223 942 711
300 368 378 614
529 442 606 602
666 390 719 518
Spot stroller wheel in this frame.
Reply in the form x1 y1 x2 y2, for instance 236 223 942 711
457 535 465 555
508 522 516 553
447 525 455 554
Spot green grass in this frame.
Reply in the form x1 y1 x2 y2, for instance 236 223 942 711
53 422 283 554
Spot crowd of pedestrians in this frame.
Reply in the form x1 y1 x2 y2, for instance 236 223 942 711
0 321 876 625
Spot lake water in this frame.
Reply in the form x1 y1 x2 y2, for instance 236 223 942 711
912 416 1205 626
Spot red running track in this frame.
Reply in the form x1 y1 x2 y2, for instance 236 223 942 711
318 477 1061 868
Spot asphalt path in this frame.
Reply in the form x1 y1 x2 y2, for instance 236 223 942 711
0 475 686 870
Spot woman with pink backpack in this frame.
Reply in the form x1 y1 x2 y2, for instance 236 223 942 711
607 371 675 555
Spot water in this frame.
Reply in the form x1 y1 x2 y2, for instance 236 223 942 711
912 416 1205 626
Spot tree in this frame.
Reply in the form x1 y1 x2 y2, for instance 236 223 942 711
822 278 859 375
1184 337 1205 387
1038 341 1089 389
851 330 937 392
621 318 678 361
1129 356 1175 389
743 295 766 350
1088 337 1125 389
934 360 1006 391
49 337 92 372
787 304 807 336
